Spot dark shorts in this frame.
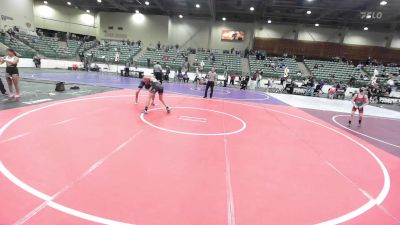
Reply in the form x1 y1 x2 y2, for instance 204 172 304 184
150 83 164 94
6 67 19 77
352 106 364 113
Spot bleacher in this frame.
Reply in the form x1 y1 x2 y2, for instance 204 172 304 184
0 35 37 58
364 65 399 76
90 43 141 64
249 56 300 78
135 48 186 70
17 33 80 59
304 59 362 82
78 40 97 53
195 51 241 74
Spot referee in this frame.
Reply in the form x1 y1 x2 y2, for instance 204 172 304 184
204 67 217 99
153 62 163 84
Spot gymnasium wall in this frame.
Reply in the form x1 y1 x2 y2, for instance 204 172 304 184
254 24 297 40
392 34 400 49
33 2 99 37
167 19 254 50
298 27 343 43
27 1 400 51
0 0 35 32
168 18 211 49
343 30 388 47
98 12 169 46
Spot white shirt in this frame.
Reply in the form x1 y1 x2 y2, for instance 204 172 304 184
373 69 379 76
4 56 18 67
284 67 289 77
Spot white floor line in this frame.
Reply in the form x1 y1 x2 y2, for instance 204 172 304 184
178 116 207 121
0 132 30 144
0 94 391 225
224 138 235 225
332 115 400 149
12 130 143 225
325 161 400 224
220 98 236 225
178 118 207 123
13 201 49 225
50 118 76 126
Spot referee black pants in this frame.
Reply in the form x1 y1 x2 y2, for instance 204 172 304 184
155 72 163 84
0 78 6 94
204 81 215 98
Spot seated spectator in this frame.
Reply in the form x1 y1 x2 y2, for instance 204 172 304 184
183 72 189 83
349 75 356 87
240 74 250 90
328 86 336 99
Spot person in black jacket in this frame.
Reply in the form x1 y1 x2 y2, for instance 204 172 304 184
0 77 7 95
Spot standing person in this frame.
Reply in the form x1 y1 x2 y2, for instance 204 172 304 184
194 67 201 90
230 73 236 86
204 67 217 98
256 70 262 88
223 66 229 87
349 88 369 127
0 48 20 98
200 60 205 75
153 62 163 84
165 66 171 82
143 76 171 114
0 76 7 96
284 66 290 78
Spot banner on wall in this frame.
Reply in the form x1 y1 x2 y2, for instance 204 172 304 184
221 30 245 41
103 31 128 39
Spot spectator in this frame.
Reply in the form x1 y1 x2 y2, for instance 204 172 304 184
0 76 6 95
200 60 205 74
284 66 290 77
349 75 356 87
147 58 151 68
223 66 229 87
230 73 236 86
240 74 250 90
165 66 171 82
328 86 336 99
33 55 41 68
305 76 315 97
183 72 189 83
256 71 262 88
153 62 163 84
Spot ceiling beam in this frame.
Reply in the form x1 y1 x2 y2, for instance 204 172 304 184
103 0 128 11
208 0 216 21
151 0 170 15
256 0 269 20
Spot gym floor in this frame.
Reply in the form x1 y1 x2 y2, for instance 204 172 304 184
0 69 399 225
